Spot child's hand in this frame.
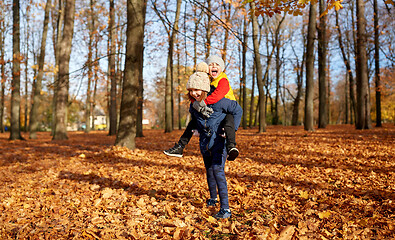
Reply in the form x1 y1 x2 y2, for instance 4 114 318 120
193 101 214 118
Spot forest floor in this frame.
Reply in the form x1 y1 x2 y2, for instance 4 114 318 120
0 124 394 239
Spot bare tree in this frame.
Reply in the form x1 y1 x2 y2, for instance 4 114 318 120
53 0 75 140
24 5 30 132
355 0 372 129
0 6 6 133
205 0 212 58
115 0 147 149
241 12 248 129
335 10 356 124
250 2 266 133
318 0 327 128
10 0 23 140
291 29 306 126
30 0 51 139
108 0 117 135
304 1 317 131
373 0 381 127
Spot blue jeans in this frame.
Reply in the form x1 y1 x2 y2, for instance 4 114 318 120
203 145 229 209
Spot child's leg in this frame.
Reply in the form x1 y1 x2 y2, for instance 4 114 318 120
203 157 219 201
211 147 231 219
223 114 239 160
164 117 196 157
223 114 236 148
212 162 229 210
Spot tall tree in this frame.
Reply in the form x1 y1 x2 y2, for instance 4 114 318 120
355 0 372 129
304 1 317 131
53 0 75 140
373 0 381 127
115 0 147 149
205 0 212 58
10 0 23 140
108 0 117 135
24 5 30 132
51 0 64 136
250 2 266 133
30 0 51 139
136 57 144 137
335 10 356 124
221 1 231 63
85 0 95 133
164 0 182 133
318 0 327 128
249 59 256 128
241 12 248 129
0 8 6 133
291 30 306 126
273 15 283 125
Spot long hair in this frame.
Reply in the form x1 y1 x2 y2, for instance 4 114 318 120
186 90 208 103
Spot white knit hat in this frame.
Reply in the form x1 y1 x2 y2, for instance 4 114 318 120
207 55 225 71
186 72 210 92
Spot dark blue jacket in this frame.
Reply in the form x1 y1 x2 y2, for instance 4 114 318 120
190 98 242 155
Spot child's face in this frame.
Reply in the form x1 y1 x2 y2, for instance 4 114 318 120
189 89 204 101
208 63 222 79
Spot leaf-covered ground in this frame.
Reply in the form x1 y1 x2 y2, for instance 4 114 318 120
0 125 394 239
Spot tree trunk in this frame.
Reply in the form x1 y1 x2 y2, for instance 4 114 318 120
221 1 231 63
318 0 327 128
85 0 95 133
92 39 99 129
249 59 256 128
136 59 144 137
52 0 64 136
30 0 51 139
242 14 247 129
205 0 212 58
53 0 75 140
136 10 144 137
304 1 317 131
0 14 5 133
10 0 23 140
335 10 356 125
115 0 146 150
373 0 381 127
273 31 280 125
291 41 305 126
24 7 30 133
108 0 117 135
250 2 266 133
177 43 181 130
355 0 372 129
344 72 349 123
164 0 182 133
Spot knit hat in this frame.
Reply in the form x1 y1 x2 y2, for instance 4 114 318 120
207 55 225 71
196 62 209 73
186 72 210 92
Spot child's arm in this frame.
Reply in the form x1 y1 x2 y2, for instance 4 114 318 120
204 78 229 105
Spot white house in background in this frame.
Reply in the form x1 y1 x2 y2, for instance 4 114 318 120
89 107 107 130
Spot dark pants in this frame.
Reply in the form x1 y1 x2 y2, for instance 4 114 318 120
179 114 236 150
203 142 229 209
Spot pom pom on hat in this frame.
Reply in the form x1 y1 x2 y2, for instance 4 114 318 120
207 55 225 71
186 72 210 92
196 62 209 73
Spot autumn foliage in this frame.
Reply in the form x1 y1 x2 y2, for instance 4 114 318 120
0 125 394 239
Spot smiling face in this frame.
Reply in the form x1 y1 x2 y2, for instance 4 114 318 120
189 89 205 101
208 63 222 79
